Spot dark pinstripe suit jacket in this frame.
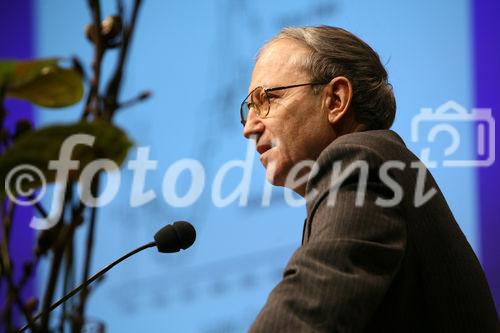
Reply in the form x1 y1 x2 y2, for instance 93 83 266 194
249 130 499 332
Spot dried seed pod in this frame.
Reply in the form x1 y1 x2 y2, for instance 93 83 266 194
102 15 122 41
85 23 97 44
85 15 123 48
25 297 39 314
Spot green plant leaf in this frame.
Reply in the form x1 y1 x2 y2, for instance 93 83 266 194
0 121 134 200
0 58 84 108
0 61 16 87
6 58 59 88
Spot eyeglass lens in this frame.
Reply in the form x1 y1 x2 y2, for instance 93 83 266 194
241 87 270 124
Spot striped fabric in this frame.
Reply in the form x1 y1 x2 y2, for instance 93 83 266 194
249 130 498 332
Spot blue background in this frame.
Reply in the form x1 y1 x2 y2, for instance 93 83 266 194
2 0 491 331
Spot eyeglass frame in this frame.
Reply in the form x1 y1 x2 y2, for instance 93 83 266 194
239 82 329 126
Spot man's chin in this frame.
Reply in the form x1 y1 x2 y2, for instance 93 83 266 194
266 175 284 187
265 165 287 187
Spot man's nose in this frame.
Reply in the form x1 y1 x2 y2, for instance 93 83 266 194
243 110 264 139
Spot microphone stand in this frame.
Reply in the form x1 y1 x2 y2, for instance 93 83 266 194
18 241 156 332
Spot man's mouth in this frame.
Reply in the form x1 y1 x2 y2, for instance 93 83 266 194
256 143 273 155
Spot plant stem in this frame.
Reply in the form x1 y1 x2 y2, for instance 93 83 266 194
0 200 14 279
82 0 105 121
59 237 74 333
74 177 100 331
0 257 36 330
39 184 73 331
104 0 143 120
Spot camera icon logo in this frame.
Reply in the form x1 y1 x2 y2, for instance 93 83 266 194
411 100 495 168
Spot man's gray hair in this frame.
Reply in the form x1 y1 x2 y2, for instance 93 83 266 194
261 26 396 130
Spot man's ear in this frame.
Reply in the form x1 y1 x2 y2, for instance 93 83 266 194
322 76 353 125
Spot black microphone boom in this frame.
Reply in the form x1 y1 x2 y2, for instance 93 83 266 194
18 221 196 332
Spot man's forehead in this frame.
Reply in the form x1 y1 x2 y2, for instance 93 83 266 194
249 39 310 92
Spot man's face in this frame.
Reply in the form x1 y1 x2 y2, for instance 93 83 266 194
243 39 334 190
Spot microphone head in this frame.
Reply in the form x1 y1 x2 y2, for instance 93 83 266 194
154 221 196 253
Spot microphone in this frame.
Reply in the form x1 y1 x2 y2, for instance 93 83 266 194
18 221 196 332
154 221 196 253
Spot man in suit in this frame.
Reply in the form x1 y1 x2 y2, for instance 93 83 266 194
240 26 498 332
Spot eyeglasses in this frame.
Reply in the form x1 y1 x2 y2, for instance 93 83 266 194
239 82 328 126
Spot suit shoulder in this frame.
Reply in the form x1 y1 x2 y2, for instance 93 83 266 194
332 130 406 151
315 130 400 165
317 130 415 166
